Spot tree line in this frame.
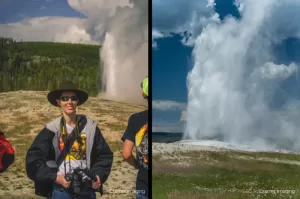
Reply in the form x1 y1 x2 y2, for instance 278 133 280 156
0 37 102 96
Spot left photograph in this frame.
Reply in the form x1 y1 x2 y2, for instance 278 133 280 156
0 0 148 199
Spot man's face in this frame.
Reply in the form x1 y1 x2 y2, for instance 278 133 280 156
56 91 78 115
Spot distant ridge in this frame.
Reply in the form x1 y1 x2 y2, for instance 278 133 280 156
152 132 183 143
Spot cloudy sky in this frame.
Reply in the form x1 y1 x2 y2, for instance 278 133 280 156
0 0 131 44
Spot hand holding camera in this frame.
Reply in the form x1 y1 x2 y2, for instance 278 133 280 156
92 175 101 190
61 168 99 194
56 174 71 189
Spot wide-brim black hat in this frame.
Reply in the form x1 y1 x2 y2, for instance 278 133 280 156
47 81 88 107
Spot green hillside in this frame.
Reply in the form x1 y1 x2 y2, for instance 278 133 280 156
0 37 101 96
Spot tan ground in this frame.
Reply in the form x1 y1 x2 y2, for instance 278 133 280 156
0 91 146 199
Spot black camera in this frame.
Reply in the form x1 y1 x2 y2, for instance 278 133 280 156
65 168 96 194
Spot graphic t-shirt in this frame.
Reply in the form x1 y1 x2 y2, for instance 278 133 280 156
121 110 148 196
135 124 148 169
57 123 87 175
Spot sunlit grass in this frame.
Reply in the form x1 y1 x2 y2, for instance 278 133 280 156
153 150 300 199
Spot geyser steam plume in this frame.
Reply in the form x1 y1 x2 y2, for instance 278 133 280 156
100 0 148 105
185 0 300 151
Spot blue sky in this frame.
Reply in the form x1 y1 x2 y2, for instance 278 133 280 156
152 35 191 132
152 34 192 103
152 0 300 133
0 0 84 24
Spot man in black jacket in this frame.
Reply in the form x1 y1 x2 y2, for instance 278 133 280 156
26 81 114 199
121 76 148 199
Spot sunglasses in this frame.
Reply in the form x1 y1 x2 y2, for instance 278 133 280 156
60 96 78 102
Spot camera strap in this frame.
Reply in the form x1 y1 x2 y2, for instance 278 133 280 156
56 128 77 168
56 116 86 168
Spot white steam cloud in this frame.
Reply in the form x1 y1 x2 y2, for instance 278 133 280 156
67 0 131 43
100 0 148 105
68 0 148 104
185 0 300 151
0 17 96 44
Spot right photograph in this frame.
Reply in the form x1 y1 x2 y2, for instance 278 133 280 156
152 0 300 199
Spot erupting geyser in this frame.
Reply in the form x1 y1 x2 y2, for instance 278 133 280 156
184 0 300 152
66 0 148 104
100 0 148 105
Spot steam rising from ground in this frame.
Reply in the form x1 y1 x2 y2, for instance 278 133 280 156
185 0 300 151
100 0 148 105
68 0 148 104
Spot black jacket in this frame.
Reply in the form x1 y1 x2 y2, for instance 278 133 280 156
25 117 113 198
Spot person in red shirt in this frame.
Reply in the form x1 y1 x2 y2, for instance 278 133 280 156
0 130 15 173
